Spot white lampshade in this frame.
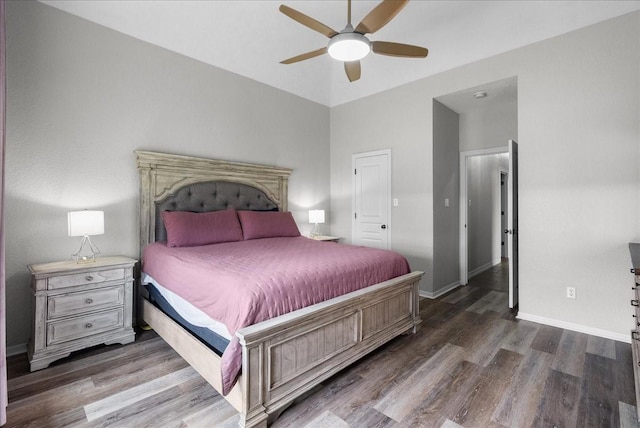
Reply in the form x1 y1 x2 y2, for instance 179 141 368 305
68 210 104 237
308 209 325 224
328 32 371 62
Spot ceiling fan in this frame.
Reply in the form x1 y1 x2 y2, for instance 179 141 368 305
279 0 428 82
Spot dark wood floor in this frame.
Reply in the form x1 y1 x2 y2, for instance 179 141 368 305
6 261 639 427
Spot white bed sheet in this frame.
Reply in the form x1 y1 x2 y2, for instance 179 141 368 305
142 273 232 340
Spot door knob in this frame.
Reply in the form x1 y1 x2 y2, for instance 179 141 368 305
381 225 387 229
504 229 511 234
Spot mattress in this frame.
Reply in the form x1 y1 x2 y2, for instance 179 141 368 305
143 274 230 355
142 236 411 394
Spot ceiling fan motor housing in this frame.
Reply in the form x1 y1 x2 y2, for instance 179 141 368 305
328 30 371 61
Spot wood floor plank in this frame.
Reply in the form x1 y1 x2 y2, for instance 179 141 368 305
6 377 95 427
449 348 523 427
441 285 475 304
491 349 555 427
8 336 168 396
462 315 515 367
619 401 640 428
274 372 364 427
577 353 620 427
304 410 349 428
586 335 617 359
531 369 582 428
499 320 539 355
397 359 483 428
181 399 239 428
551 329 588 378
466 290 508 315
530 325 564 354
87 375 217 428
84 366 201 421
440 420 465 428
373 343 466 422
615 341 638 406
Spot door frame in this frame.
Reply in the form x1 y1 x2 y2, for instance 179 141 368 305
352 149 392 248
459 146 508 285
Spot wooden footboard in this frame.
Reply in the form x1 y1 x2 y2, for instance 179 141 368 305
142 271 422 427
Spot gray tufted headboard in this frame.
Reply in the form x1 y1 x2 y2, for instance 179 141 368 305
136 151 293 258
154 181 278 242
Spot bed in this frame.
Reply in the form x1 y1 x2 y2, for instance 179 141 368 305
136 150 423 427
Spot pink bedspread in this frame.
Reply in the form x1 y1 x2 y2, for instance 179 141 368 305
142 236 410 395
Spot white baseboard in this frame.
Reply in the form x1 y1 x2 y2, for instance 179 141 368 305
420 281 462 300
517 312 630 344
7 343 27 357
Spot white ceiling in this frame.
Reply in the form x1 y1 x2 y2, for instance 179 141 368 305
41 1 639 107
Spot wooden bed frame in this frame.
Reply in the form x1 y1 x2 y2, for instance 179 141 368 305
136 150 423 427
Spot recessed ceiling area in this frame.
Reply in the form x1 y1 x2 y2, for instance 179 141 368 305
40 1 639 107
437 77 518 116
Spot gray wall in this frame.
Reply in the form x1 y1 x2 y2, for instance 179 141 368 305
331 11 639 338
432 101 460 295
460 94 518 152
6 1 330 348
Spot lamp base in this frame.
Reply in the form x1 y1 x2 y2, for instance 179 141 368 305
71 235 101 264
310 223 322 238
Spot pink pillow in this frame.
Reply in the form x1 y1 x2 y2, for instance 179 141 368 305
237 210 301 240
161 209 243 247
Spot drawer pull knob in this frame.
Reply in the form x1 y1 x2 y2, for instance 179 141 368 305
85 276 94 282
85 298 93 304
85 323 93 329
632 300 639 307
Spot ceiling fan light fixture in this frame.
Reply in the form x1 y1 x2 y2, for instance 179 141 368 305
328 32 370 62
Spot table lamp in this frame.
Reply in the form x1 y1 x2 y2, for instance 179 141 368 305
68 210 104 263
308 209 325 238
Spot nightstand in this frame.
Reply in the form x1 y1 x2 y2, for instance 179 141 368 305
311 235 341 243
28 256 137 371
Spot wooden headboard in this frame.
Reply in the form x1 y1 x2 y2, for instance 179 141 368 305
135 151 293 258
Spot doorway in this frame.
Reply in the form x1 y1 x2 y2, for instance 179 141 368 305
460 144 518 309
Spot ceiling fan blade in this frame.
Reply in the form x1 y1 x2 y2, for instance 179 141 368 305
355 0 409 35
279 5 338 38
280 47 328 64
344 61 361 82
371 41 428 58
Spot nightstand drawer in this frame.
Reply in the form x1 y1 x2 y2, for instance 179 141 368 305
47 308 124 346
47 268 125 290
47 286 124 319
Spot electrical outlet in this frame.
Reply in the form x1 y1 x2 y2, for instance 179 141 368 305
566 287 576 299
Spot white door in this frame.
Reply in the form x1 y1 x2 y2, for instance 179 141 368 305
501 171 508 258
353 150 391 249
507 140 519 308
